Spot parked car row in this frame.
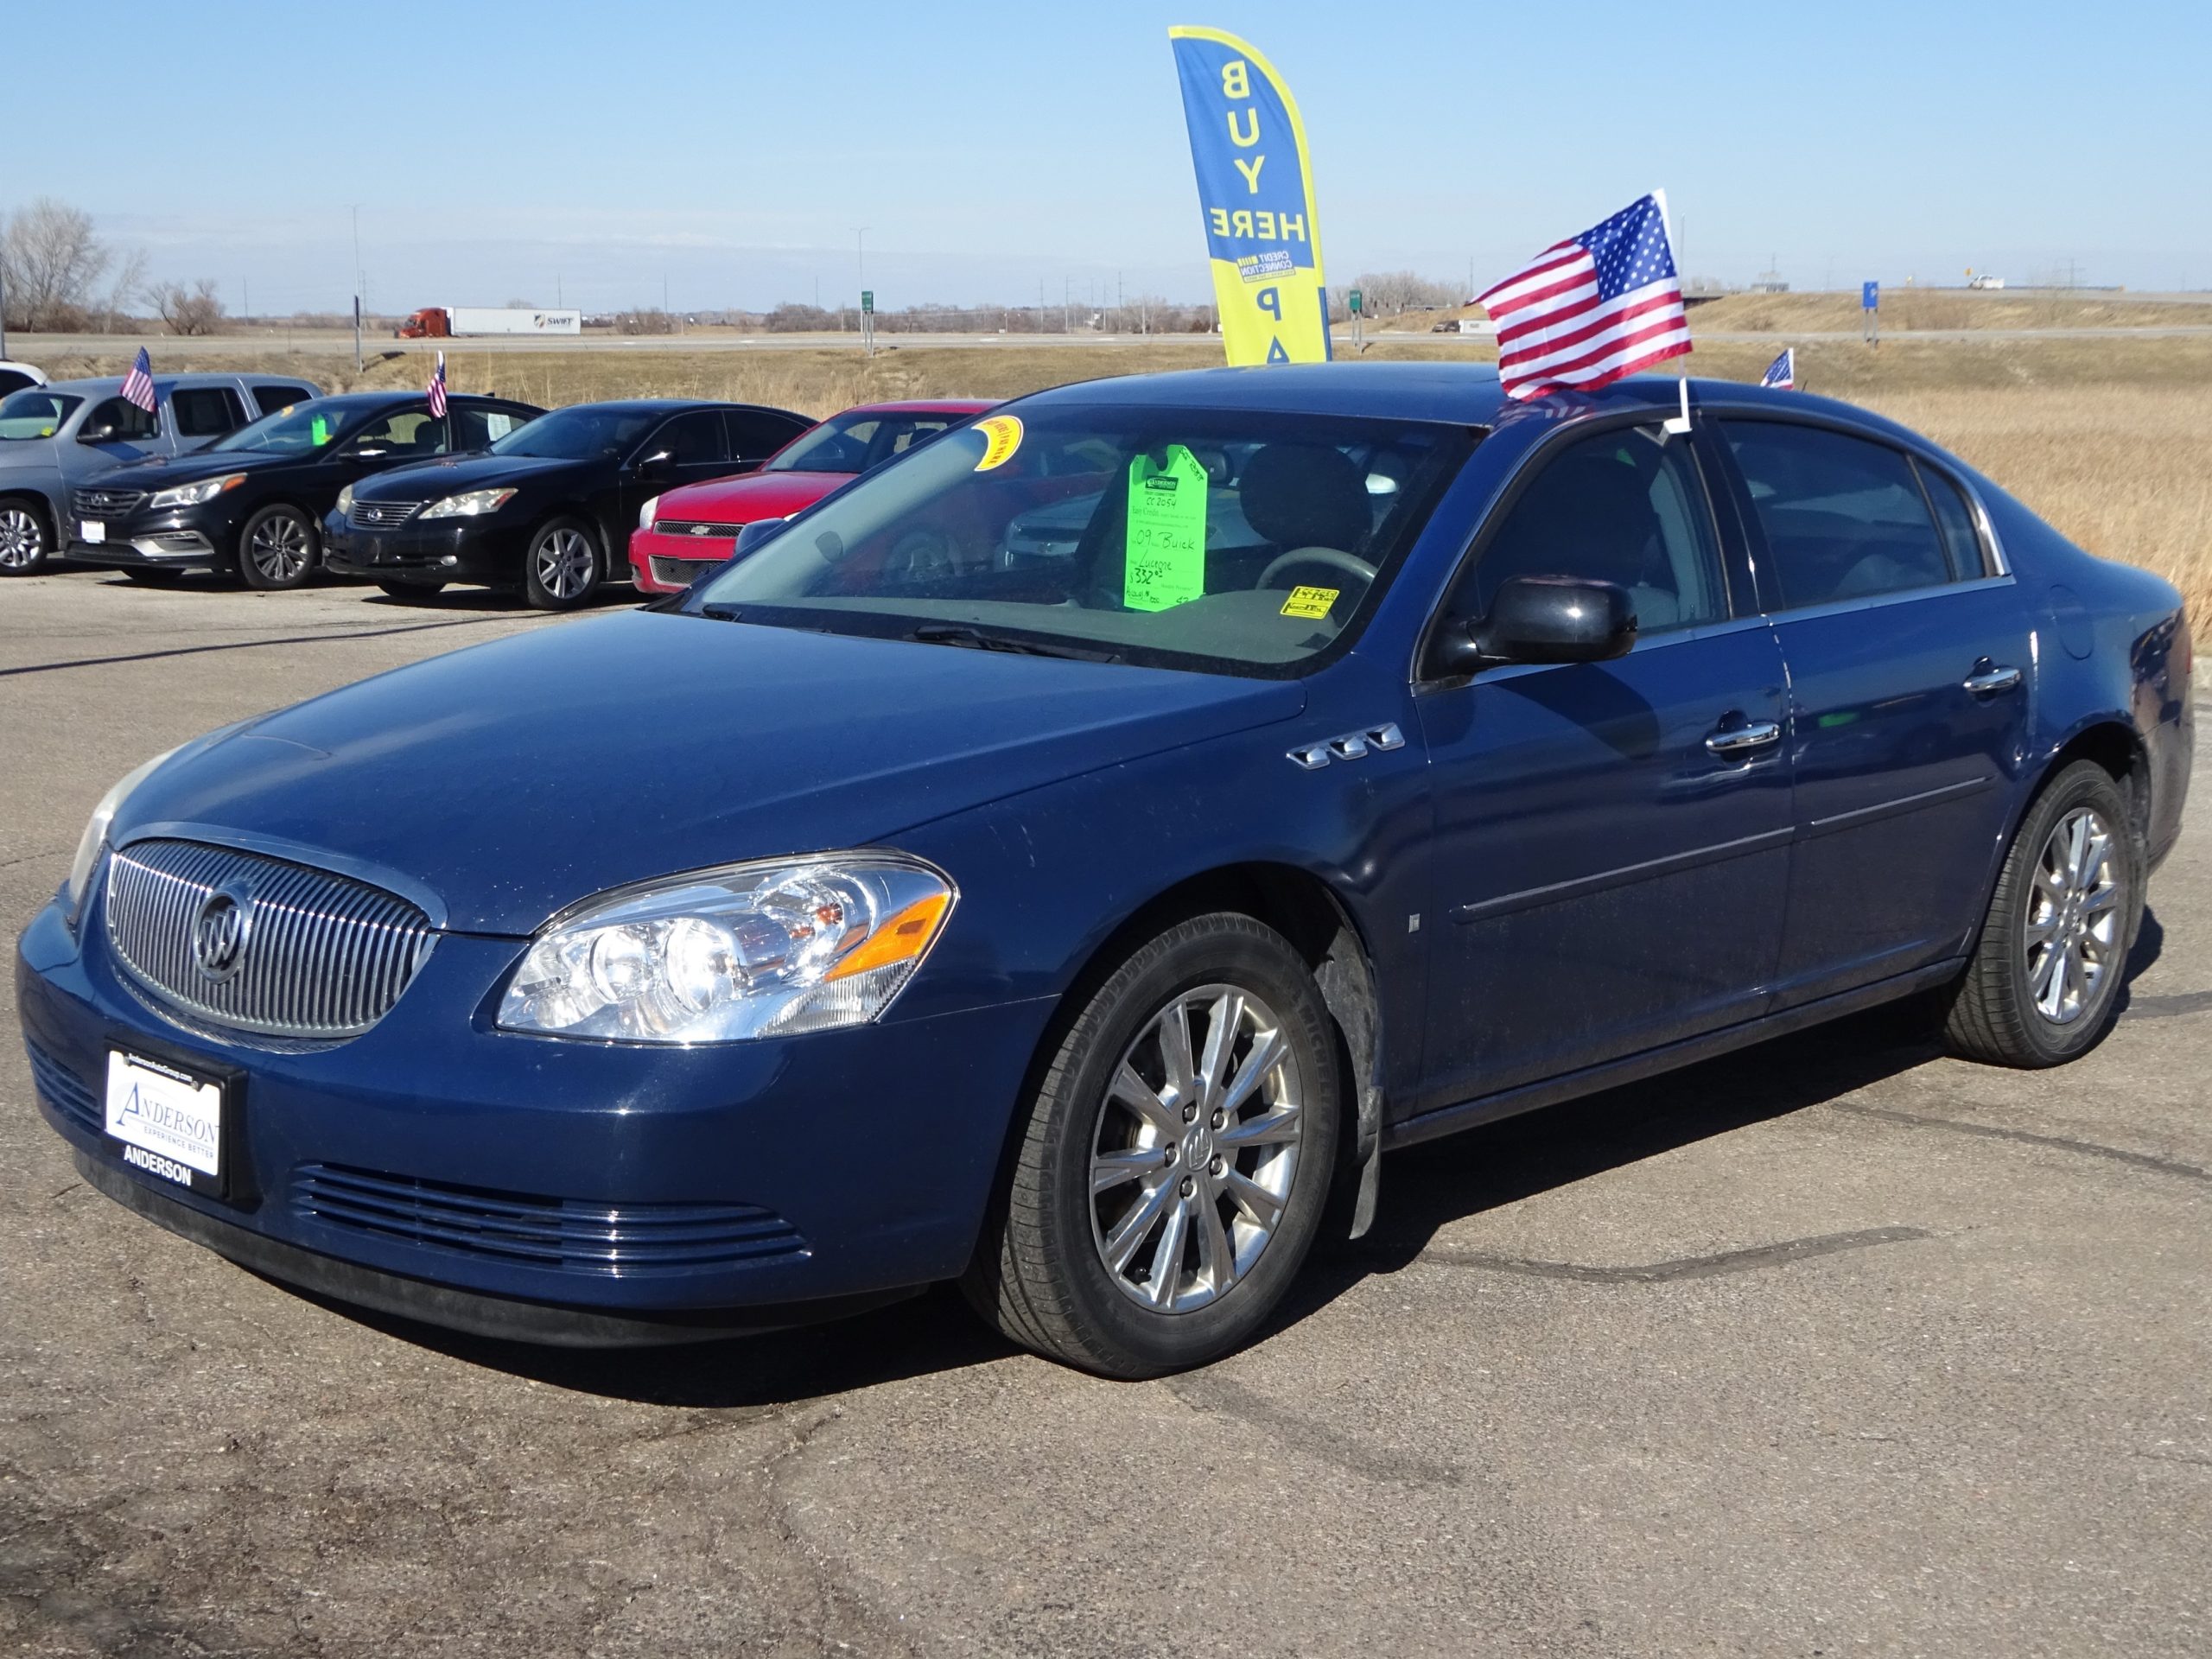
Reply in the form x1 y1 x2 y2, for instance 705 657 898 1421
0 371 1002 609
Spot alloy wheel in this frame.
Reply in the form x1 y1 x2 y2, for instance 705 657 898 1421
534 528 597 600
248 512 310 583
0 505 45 570
2024 805 2121 1025
1088 982 1304 1314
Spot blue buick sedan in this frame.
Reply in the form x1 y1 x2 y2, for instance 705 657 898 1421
16 365 2193 1376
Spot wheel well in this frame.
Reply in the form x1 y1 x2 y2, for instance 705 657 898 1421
0 490 55 538
2044 721 2149 842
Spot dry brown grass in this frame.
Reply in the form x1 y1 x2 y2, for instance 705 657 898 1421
35 335 2209 620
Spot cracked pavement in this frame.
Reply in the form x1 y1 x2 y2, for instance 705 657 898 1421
3 569 2208 1656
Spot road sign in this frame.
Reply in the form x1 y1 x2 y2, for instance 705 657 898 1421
1861 281 1879 311
1348 289 1363 316
861 290 874 315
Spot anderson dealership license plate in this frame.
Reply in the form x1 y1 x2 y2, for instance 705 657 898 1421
80 519 105 543
105 1051 224 1194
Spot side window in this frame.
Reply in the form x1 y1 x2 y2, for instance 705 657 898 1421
727 410 803 461
0 369 35 397
171 386 246 437
654 411 727 466
1455 423 1728 634
352 408 447 456
1917 461 1988 579
447 404 530 449
86 396 159 441
252 383 314 416
1722 421 1955 609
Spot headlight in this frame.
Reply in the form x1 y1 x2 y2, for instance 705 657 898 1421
419 488 517 519
147 474 245 509
335 485 354 514
498 854 955 1044
64 747 177 930
639 494 661 531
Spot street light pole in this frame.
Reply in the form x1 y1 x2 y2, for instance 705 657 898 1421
351 205 363 371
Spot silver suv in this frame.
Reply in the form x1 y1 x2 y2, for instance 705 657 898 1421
0 370 321 575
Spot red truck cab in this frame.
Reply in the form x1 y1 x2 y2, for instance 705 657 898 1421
396 308 452 340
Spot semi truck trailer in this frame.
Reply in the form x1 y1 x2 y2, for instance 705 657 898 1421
396 307 583 339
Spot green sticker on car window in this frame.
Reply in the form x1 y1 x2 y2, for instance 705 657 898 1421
1123 444 1207 612
309 415 329 446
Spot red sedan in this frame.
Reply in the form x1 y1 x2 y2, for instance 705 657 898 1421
629 398 995 593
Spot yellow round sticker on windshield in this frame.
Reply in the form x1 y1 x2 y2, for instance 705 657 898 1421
972 414 1023 472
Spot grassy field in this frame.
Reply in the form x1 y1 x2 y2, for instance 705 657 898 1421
27 334 2209 623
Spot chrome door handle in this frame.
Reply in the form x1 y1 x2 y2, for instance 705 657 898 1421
1962 664 2024 696
1705 719 1783 757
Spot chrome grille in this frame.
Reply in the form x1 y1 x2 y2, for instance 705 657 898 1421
348 499 419 529
655 520 742 539
104 840 435 1039
648 556 723 588
73 487 146 518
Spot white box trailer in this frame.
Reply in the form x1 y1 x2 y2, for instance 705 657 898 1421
445 307 582 336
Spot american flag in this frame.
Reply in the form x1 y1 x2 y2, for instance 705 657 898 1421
1477 192 1690 402
1761 347 1796 390
119 347 157 414
427 350 448 418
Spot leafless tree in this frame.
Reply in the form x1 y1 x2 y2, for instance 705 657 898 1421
0 197 115 331
155 277 226 336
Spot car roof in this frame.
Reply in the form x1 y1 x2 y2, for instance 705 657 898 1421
550 398 735 414
41 370 315 395
831 398 997 416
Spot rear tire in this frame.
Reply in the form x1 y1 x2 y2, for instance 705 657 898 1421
375 579 444 601
963 912 1341 1376
1943 760 2139 1067
0 500 52 575
524 517 603 611
238 505 319 590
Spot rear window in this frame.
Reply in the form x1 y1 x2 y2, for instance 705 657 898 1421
171 385 246 437
1722 420 1956 609
252 384 315 416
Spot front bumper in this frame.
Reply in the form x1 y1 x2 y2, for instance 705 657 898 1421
322 512 534 587
630 525 737 594
18 890 1052 1344
66 503 238 570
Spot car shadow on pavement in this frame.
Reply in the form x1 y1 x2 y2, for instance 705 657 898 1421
285 912 2171 1407
359 585 641 613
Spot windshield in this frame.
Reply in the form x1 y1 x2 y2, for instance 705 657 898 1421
491 405 658 460
688 406 1472 675
0 390 82 440
210 399 351 454
766 409 969 476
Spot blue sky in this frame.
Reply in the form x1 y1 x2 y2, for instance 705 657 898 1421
11 0 2208 313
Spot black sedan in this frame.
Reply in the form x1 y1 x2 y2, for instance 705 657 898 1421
324 399 812 609
64 391 543 590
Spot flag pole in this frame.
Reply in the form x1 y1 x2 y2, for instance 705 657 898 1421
1655 188 1693 435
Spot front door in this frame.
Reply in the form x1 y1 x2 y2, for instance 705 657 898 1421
1712 416 2034 1005
1413 418 1793 1114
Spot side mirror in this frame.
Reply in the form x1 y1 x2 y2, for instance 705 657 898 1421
351 446 389 460
77 423 118 444
1430 575 1637 676
732 517 786 556
633 448 673 474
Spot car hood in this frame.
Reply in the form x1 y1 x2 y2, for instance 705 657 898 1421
353 452 585 502
86 449 302 488
116 610 1306 936
656 469 850 522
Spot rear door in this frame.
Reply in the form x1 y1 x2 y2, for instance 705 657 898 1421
1412 417 1793 1111
168 385 248 451
1712 416 2033 1006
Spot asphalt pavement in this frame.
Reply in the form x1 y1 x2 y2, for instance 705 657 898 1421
3 569 2207 1657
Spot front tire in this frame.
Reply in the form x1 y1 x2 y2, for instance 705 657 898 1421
524 517 603 611
238 505 319 590
0 500 52 575
1944 760 2139 1066
963 912 1342 1376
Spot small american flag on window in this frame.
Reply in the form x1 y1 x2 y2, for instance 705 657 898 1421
1477 193 1690 402
1762 347 1796 390
427 351 448 418
119 347 157 413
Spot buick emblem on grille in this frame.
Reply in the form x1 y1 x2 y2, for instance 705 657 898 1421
191 883 255 982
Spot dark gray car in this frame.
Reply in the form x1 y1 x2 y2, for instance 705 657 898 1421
0 370 320 575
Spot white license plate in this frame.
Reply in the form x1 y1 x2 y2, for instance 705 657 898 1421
80 519 105 543
105 1051 222 1186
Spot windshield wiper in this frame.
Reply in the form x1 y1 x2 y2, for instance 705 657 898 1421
905 623 1119 663
696 601 744 621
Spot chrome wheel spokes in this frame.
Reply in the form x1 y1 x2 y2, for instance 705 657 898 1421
536 528 595 599
250 513 308 582
1089 983 1302 1313
2024 805 2121 1026
0 507 43 569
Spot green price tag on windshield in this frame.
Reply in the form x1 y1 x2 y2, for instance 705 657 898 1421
309 415 330 446
1123 444 1207 612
